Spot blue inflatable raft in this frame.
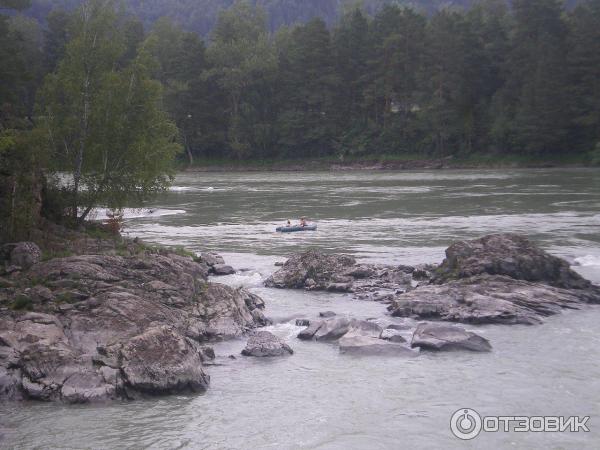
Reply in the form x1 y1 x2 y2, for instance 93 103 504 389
276 224 318 233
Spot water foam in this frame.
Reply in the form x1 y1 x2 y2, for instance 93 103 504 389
574 255 600 267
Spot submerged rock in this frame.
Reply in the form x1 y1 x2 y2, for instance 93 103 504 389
411 323 492 352
241 331 293 357
339 335 419 357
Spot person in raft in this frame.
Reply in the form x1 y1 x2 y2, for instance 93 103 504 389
286 219 292 227
300 217 307 227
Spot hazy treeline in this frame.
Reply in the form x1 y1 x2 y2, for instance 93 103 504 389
2 0 600 164
21 1 488 35
147 0 599 161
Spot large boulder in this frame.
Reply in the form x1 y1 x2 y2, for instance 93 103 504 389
119 326 209 395
297 317 382 342
433 233 591 289
212 264 235 276
314 317 352 341
388 274 600 325
241 331 293 357
265 250 356 289
411 323 492 352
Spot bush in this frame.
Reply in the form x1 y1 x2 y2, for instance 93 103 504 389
11 295 33 311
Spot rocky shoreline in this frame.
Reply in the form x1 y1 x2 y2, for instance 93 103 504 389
1 230 598 404
0 228 267 403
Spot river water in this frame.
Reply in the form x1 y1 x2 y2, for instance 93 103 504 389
2 169 600 449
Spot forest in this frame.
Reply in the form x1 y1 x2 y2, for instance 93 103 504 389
1 0 600 238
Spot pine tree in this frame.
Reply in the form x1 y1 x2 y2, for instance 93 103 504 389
566 0 600 153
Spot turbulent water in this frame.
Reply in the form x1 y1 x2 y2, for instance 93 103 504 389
3 169 600 449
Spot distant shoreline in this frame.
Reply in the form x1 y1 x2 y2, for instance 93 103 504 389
183 155 593 172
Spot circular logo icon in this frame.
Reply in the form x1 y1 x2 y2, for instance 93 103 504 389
450 408 482 440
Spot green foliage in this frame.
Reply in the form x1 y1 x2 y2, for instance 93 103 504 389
36 0 181 224
206 0 277 158
11 294 33 311
171 246 196 259
41 248 74 261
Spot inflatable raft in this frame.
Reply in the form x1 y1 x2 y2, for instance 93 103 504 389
276 224 318 233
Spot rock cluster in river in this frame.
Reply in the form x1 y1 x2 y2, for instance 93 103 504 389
264 250 424 300
294 314 491 355
389 234 600 325
0 241 267 403
267 233 600 325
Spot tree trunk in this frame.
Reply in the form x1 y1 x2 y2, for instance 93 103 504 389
183 134 193 166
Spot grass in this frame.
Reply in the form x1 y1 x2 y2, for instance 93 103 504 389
11 295 33 311
55 291 79 304
171 246 196 259
85 226 116 240
42 249 74 261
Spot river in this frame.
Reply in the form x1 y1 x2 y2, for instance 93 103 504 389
2 169 600 449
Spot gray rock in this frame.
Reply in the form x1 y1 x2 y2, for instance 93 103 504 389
346 319 382 338
60 372 117 403
295 318 310 327
433 233 591 289
388 274 600 325
385 323 414 331
380 329 407 343
7 242 42 269
212 264 235 275
298 321 323 340
339 335 419 357
344 266 375 279
201 252 225 267
304 278 317 289
120 326 210 395
314 317 352 341
241 331 293 357
265 250 356 289
319 311 336 318
326 282 353 292
297 317 382 342
0 250 268 403
264 250 415 300
411 323 492 352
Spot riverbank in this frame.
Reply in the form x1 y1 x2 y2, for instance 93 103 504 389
183 152 594 172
